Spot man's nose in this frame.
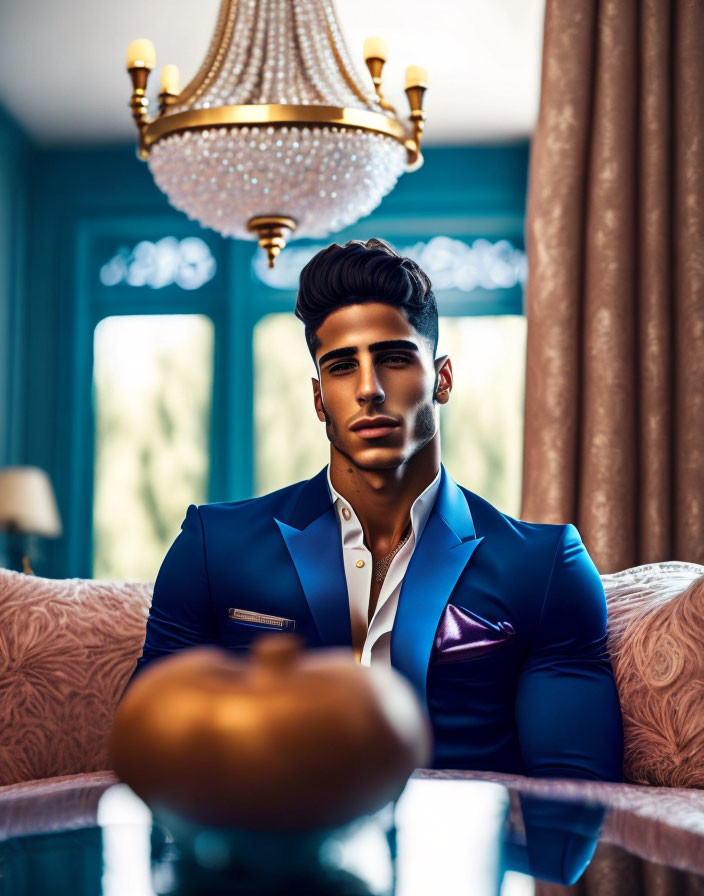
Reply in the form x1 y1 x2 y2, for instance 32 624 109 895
356 359 385 405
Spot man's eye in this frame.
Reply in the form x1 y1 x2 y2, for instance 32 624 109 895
329 361 355 374
381 354 410 365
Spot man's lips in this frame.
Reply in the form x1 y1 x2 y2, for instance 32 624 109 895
350 417 400 439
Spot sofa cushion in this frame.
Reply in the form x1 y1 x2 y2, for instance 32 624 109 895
0 569 152 786
603 562 704 788
2 561 703 789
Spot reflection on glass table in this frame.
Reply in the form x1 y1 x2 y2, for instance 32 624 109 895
0 776 624 896
3 770 704 895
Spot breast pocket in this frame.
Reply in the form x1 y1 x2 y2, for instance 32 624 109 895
429 642 517 685
221 618 290 651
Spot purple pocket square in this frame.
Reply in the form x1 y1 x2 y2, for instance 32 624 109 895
433 604 515 663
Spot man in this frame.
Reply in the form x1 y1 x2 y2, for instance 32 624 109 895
135 238 623 781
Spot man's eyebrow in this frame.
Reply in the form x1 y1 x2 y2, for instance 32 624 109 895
368 339 419 353
318 339 419 368
318 346 357 367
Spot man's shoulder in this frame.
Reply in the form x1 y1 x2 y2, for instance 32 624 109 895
194 475 315 524
454 483 601 633
456 482 567 552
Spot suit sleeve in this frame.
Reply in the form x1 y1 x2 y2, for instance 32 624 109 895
131 504 219 682
515 524 624 781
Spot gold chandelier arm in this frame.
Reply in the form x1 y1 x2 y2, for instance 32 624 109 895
364 57 396 115
127 66 152 160
404 81 427 171
142 103 408 150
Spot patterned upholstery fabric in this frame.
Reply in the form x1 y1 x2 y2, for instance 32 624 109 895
0 569 152 786
0 562 703 788
603 562 704 788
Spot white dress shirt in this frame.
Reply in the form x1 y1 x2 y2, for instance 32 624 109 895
326 465 442 667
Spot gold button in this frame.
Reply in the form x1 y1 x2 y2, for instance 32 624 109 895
356 559 365 568
341 507 351 521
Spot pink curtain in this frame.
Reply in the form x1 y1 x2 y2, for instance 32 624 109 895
521 0 704 573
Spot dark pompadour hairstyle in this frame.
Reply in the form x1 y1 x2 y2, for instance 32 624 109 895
295 238 438 362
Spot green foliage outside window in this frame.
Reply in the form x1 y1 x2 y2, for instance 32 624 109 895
92 315 213 582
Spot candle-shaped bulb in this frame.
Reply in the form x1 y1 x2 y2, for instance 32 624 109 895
405 65 428 89
363 36 388 62
126 39 156 71
160 64 180 95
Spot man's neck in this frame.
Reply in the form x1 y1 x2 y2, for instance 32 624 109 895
329 437 441 552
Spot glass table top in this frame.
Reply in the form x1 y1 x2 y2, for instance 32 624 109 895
1 771 703 895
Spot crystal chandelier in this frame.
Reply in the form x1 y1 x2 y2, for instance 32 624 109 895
126 0 427 266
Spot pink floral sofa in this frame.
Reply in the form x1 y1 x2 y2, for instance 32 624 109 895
0 572 151 784
0 562 703 790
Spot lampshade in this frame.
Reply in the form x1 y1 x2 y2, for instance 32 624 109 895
0 467 62 537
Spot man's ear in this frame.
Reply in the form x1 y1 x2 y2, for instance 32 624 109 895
434 355 453 405
312 377 326 422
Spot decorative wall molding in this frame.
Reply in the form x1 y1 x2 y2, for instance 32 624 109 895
402 236 527 292
252 235 527 293
99 236 216 290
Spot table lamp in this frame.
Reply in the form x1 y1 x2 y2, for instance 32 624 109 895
0 466 62 574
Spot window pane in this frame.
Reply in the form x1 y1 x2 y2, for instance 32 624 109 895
253 314 329 495
92 314 214 581
254 312 526 516
439 316 526 516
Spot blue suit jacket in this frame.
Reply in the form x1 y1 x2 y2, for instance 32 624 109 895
135 466 623 781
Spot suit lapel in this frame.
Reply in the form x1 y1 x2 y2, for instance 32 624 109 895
275 469 352 648
391 468 484 706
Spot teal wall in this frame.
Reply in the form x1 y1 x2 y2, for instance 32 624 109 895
0 103 529 577
0 108 29 467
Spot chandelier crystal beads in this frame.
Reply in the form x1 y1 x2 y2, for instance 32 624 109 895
126 0 427 266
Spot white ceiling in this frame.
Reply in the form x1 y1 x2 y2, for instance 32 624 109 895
0 0 545 146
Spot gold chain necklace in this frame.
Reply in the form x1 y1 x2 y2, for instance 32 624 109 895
373 527 412 584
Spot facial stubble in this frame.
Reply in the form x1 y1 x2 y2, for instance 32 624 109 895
318 394 438 471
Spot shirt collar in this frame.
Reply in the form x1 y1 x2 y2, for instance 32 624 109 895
326 464 442 543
